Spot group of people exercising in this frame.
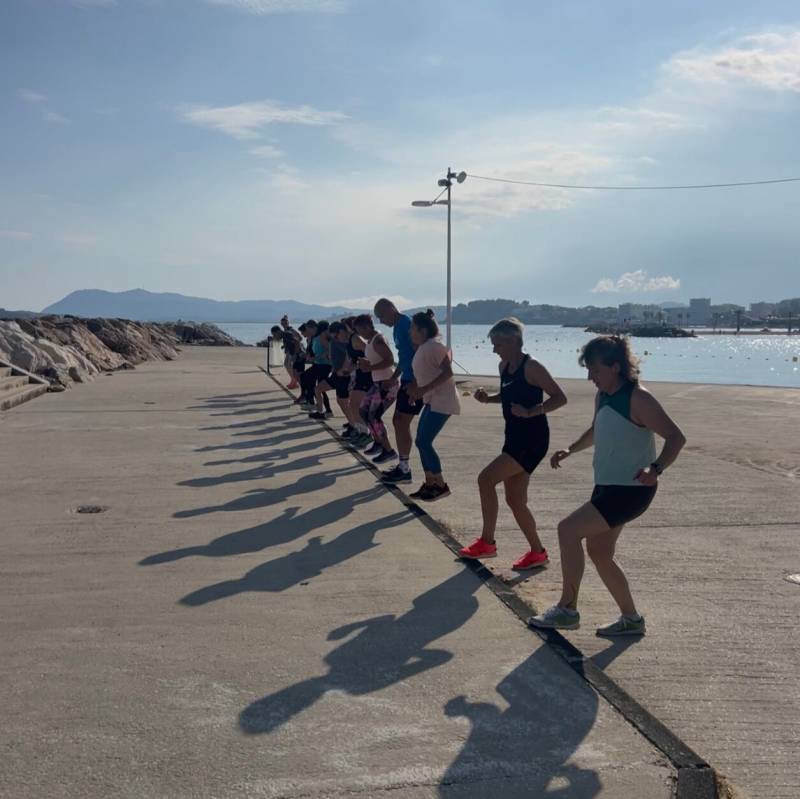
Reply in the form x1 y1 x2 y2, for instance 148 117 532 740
270 299 686 636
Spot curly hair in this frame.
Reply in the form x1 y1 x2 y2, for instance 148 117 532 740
579 335 641 383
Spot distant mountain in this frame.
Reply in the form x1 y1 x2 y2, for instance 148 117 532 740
0 308 39 319
41 289 354 323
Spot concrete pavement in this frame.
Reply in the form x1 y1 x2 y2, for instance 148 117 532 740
1 347 676 798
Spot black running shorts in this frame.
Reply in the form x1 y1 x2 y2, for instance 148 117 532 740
395 383 423 416
333 374 350 399
590 484 657 528
351 370 373 392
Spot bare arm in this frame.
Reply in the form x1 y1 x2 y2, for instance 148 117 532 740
474 363 505 404
551 394 597 469
511 359 567 418
630 387 686 479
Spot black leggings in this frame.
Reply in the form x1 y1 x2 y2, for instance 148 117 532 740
301 367 331 412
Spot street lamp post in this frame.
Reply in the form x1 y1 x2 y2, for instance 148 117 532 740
412 168 467 349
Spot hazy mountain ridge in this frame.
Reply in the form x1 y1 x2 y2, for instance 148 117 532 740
41 289 354 323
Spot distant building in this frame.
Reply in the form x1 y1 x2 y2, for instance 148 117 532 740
617 303 660 326
689 298 711 326
750 301 776 319
664 306 690 325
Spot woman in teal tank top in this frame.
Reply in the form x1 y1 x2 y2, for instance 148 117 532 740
530 335 686 637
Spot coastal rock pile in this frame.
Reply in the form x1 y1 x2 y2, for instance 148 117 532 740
0 316 242 387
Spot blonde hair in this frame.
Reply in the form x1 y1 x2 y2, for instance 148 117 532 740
488 317 524 342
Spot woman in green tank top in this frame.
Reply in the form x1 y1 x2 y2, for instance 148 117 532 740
530 335 686 637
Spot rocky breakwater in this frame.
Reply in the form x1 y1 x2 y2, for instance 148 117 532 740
0 316 243 387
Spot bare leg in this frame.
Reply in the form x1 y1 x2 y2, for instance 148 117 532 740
556 502 612 610
503 472 545 552
586 527 637 616
477 454 526 543
393 412 414 459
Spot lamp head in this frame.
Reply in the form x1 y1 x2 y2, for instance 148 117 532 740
411 200 433 207
456 171 467 184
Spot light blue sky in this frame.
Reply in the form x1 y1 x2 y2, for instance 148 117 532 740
2 0 799 311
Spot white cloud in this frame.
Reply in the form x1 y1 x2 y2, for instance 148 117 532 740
19 89 47 105
42 110 69 124
206 0 345 14
667 31 800 93
250 144 285 159
591 106 702 134
60 233 100 246
0 230 33 240
591 270 681 294
180 100 347 140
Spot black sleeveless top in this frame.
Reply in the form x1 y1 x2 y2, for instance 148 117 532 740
501 355 548 435
348 334 366 369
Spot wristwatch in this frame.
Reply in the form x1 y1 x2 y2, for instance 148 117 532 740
650 461 663 476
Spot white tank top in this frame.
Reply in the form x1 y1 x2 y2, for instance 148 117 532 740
366 333 394 381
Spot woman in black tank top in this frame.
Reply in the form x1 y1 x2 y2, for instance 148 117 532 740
459 318 567 571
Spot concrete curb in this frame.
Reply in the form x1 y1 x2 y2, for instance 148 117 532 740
265 370 720 799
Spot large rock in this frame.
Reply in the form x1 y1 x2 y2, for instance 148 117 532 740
0 317 243 387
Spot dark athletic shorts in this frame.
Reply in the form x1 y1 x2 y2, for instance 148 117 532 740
333 374 350 399
395 382 423 416
591 484 657 528
503 438 549 474
351 370 373 393
312 364 332 385
293 359 306 374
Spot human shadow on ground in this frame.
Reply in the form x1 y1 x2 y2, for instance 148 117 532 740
204 439 325 467
180 509 412 606
201 390 273 400
438 649 602 798
588 636 642 671
238 570 482 735
173 465 362 518
141 485 384 566
179 450 342 488
229 418 309 436
195 427 320 453
199 415 304 433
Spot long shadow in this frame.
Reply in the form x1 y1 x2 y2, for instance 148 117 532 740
439 649 602 798
173 465 362 518
195 427 320 453
179 450 342 488
199 416 305 434
204 439 325 467
239 570 482 735
141 486 384 565
230 419 311 437
200 390 273 400
180 509 412 606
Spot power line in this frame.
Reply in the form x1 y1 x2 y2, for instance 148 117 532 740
466 173 800 191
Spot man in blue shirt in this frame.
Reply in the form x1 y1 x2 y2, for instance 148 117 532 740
374 298 423 483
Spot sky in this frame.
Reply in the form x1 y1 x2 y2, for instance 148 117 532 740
1 0 799 312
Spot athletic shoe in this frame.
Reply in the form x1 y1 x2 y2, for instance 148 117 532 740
324 411 334 419
308 411 326 420
528 605 580 631
409 484 432 500
372 449 397 464
419 483 451 502
512 549 549 570
342 427 358 439
299 401 311 410
364 442 382 456
293 397 303 405
353 433 373 449
458 538 497 559
381 466 413 484
596 615 646 637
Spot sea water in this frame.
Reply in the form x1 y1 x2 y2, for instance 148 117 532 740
216 322 800 389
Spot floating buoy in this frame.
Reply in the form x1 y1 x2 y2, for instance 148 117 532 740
793 356 798 362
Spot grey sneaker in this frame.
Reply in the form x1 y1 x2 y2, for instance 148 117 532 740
353 433 373 449
528 605 581 631
596 615 646 637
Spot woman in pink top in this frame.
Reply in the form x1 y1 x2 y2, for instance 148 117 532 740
406 310 460 501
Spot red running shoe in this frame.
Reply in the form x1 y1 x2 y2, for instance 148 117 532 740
512 549 549 570
459 538 497 560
